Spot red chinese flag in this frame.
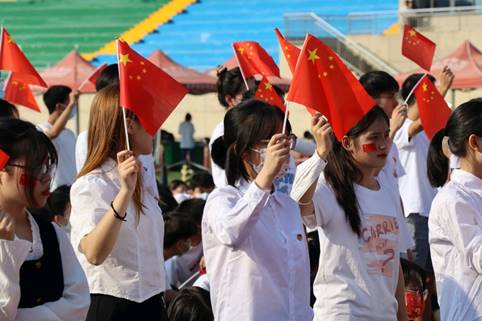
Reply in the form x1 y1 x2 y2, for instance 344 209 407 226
0 27 47 87
117 39 188 136
78 63 107 91
3 72 41 112
232 41 280 79
274 28 300 75
402 25 436 71
287 34 376 140
414 75 452 140
255 76 285 112
0 149 9 171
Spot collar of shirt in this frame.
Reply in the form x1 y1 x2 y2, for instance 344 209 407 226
451 169 482 198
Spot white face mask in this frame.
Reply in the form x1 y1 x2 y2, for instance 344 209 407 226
249 147 290 179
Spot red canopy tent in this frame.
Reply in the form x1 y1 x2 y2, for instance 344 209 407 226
206 56 291 92
396 40 482 90
148 50 217 94
38 50 97 92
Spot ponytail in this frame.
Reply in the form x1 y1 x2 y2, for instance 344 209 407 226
427 129 449 188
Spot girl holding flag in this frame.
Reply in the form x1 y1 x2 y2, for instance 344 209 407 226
69 85 168 321
292 107 412 321
202 99 330 321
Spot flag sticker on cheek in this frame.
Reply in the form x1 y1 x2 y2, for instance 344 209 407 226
18 174 35 187
362 143 378 153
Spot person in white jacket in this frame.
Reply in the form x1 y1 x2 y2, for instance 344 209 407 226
203 100 330 321
428 99 482 321
0 118 90 321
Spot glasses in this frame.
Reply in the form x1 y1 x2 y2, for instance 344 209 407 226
6 163 56 181
254 134 297 151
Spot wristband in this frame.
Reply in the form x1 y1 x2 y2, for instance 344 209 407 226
111 201 127 221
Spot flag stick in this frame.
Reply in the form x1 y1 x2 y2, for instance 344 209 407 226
179 271 201 289
282 101 289 135
403 72 427 105
115 39 131 151
232 44 250 90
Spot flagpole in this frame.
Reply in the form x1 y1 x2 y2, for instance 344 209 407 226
282 101 289 135
403 72 428 105
115 39 131 151
232 43 250 90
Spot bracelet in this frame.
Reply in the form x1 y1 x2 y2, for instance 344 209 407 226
298 199 312 206
111 201 127 221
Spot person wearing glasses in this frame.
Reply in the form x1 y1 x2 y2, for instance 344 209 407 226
202 100 330 321
0 118 90 321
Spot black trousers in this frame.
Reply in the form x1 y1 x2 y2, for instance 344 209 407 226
85 292 168 321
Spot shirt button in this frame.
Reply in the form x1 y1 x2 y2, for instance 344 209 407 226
35 261 42 269
296 234 303 241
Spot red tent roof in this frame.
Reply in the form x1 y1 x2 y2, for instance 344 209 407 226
148 50 217 94
39 50 97 92
206 56 291 92
396 40 482 89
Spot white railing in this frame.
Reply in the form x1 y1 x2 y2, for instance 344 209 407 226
284 12 399 75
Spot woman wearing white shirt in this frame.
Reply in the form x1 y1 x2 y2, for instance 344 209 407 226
428 99 482 321
70 85 167 321
202 100 328 321
0 118 90 321
292 107 412 321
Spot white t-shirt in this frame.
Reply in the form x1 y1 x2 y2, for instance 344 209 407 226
178 121 195 149
394 119 437 217
0 213 90 321
203 180 313 321
292 153 413 321
429 169 482 321
209 121 226 188
75 131 159 198
379 143 405 191
37 123 76 191
70 158 165 303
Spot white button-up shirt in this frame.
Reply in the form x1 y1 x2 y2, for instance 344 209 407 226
70 158 166 303
202 180 312 321
0 213 90 321
429 169 482 320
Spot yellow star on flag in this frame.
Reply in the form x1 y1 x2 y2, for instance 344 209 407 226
422 83 428 92
119 53 132 67
6 35 15 44
308 48 320 64
409 29 417 37
264 82 273 90
238 47 245 55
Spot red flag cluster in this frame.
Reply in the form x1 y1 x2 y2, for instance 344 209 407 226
0 27 46 113
117 39 188 136
232 41 280 80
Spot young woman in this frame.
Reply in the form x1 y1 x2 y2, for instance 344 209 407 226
0 118 89 321
292 107 412 321
202 100 328 321
69 84 167 321
428 99 482 321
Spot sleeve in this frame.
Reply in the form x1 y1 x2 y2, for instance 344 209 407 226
397 203 414 252
291 152 327 202
0 239 31 321
14 227 90 321
293 139 316 157
203 183 270 246
69 176 117 253
393 119 414 150
441 194 482 274
309 178 336 229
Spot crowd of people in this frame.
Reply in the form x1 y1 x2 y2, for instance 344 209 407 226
0 59 480 321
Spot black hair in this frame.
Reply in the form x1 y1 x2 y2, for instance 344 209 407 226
185 113 192 122
0 118 58 207
401 257 426 291
359 71 400 97
213 99 291 186
163 211 197 248
190 172 214 191
157 182 179 213
45 185 71 218
95 64 119 91
427 129 449 188
216 67 244 108
401 73 436 106
177 198 206 225
43 85 72 114
167 287 213 321
0 99 18 118
324 106 389 236
169 179 188 191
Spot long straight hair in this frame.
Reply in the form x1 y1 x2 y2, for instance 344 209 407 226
324 106 389 236
78 84 144 218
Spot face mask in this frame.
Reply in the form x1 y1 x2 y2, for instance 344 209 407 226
250 147 290 180
405 290 425 319
68 104 77 120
